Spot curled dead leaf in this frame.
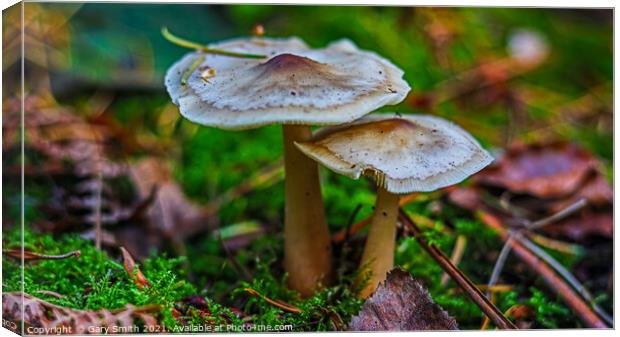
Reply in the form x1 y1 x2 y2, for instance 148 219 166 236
120 247 151 289
2 292 159 335
350 268 458 331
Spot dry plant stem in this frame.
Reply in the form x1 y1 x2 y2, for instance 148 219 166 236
517 233 613 326
332 193 419 243
282 124 332 297
357 187 400 298
440 235 467 286
479 211 608 328
486 234 515 299
399 209 517 330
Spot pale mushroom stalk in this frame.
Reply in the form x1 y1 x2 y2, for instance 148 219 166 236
357 186 400 299
282 125 332 296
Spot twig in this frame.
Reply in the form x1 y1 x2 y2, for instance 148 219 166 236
244 288 303 313
525 232 582 256
332 193 419 243
336 204 363 281
332 218 371 243
342 204 363 246
398 209 517 330
527 198 587 230
484 198 587 298
516 232 613 325
486 235 515 299
440 235 467 286
218 233 252 282
161 27 266 59
3 249 81 261
181 55 205 86
90 123 105 251
483 196 603 323
478 211 609 328
205 160 284 213
94 165 103 250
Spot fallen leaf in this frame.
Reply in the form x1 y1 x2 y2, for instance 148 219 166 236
120 247 151 289
543 211 612 240
549 172 612 212
2 292 159 334
476 142 599 198
350 268 458 331
129 158 216 240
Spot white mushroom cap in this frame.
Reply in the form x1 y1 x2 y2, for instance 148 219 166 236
165 37 410 130
295 113 493 194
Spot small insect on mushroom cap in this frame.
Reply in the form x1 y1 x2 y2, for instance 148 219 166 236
165 37 410 130
295 113 494 194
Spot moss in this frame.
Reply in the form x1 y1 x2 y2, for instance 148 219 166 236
233 262 363 331
3 228 204 329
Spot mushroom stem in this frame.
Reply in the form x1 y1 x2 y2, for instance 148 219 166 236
282 124 332 297
357 186 400 298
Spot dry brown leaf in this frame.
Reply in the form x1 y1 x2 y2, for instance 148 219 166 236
129 158 216 240
350 268 458 331
2 292 159 335
120 247 151 289
549 172 612 212
476 142 599 198
543 211 613 240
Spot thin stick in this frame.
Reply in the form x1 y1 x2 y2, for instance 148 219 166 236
90 121 104 251
483 196 605 321
218 233 252 282
440 235 467 286
343 204 363 245
483 197 587 299
525 232 583 256
181 55 205 86
161 27 266 59
516 232 613 326
486 234 515 299
332 193 419 243
4 249 81 260
244 288 303 313
206 160 284 212
527 198 587 230
398 209 517 330
478 211 608 328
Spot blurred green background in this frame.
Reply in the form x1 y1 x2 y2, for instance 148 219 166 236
37 3 611 225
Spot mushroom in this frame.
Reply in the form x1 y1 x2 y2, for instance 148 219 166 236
165 36 410 296
294 113 493 298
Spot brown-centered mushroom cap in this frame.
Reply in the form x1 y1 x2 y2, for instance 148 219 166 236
295 113 494 193
165 37 410 130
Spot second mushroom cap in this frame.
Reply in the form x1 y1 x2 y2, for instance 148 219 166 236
295 113 494 194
